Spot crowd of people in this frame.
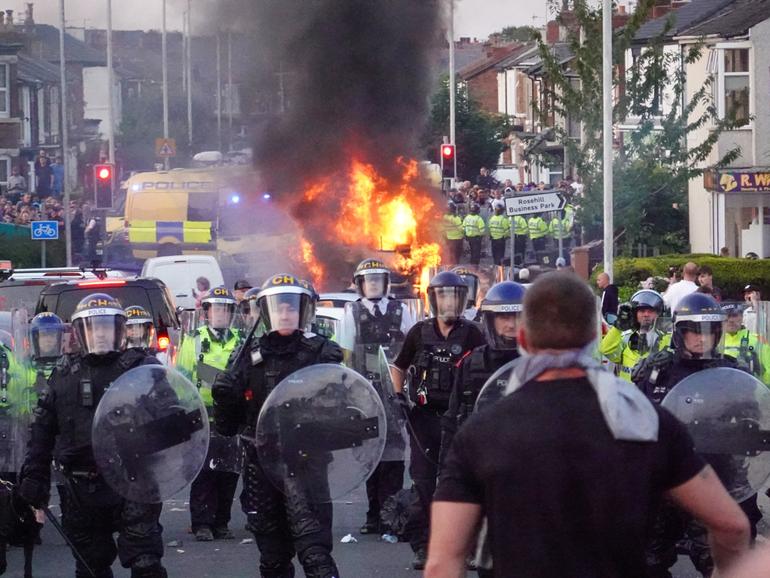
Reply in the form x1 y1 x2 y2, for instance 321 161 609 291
442 167 580 269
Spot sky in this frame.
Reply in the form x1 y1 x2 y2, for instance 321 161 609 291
16 0 547 40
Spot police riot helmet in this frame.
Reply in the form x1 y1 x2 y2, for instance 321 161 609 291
450 266 480 309
427 271 468 323
30 312 65 362
124 305 156 349
469 202 480 215
258 274 316 336
630 289 664 330
242 286 261 324
480 281 525 350
71 293 127 355
672 293 726 358
353 258 391 300
201 286 236 330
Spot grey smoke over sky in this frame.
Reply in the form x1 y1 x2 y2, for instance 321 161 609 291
18 0 546 39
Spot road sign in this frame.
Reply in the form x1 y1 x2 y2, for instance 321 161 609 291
155 138 177 158
30 220 59 241
504 191 566 217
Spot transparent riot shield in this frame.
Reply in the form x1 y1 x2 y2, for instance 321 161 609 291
662 367 770 502
375 346 407 461
475 359 518 413
256 364 386 503
92 365 209 503
206 431 244 473
0 310 33 475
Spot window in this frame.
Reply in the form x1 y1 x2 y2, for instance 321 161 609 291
720 47 750 127
0 64 9 117
0 156 9 184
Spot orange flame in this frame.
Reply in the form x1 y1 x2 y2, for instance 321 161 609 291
299 158 442 293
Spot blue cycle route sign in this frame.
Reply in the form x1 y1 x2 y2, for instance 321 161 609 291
30 220 59 241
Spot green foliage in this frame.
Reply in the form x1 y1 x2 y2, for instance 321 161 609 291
531 0 741 253
423 77 512 180
488 26 538 44
0 234 67 268
600 255 770 300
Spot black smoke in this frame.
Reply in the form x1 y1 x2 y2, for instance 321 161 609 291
210 0 447 287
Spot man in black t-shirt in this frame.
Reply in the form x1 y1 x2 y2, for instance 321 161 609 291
427 272 750 578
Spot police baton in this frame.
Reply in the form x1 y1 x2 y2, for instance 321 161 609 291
43 506 97 578
230 316 260 368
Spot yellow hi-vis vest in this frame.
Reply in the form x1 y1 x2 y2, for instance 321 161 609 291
463 214 486 238
513 216 529 236
128 220 212 245
488 215 511 240
528 216 548 239
443 214 464 240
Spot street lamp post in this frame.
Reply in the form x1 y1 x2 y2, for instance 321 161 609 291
602 0 614 280
161 0 169 169
59 0 72 266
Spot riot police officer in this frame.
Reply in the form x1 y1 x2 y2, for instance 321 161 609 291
633 292 761 577
599 289 670 381
18 293 168 578
462 203 485 266
0 325 26 482
391 271 485 569
212 274 343 578
338 258 415 535
441 281 524 465
124 306 156 352
722 302 770 383
176 286 242 542
450 266 481 322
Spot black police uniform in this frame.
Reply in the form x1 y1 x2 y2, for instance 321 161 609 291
441 345 518 465
349 299 407 533
19 349 167 578
633 350 763 578
393 318 484 555
212 330 343 578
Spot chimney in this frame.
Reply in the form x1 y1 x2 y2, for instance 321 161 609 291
5 10 12 27
0 13 5 29
25 3 34 25
546 20 560 44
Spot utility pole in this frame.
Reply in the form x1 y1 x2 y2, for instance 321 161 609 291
59 0 72 266
216 32 222 153
602 0 614 279
186 0 193 148
161 0 169 169
448 0 457 181
106 0 114 164
227 31 233 152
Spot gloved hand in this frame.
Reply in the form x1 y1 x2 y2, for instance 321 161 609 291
615 303 634 331
16 477 49 510
393 391 410 411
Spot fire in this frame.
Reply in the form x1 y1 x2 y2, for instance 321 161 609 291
297 158 442 293
300 238 325 286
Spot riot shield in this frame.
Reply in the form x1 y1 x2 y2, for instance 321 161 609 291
662 367 770 502
0 311 33 474
376 346 407 461
206 431 244 473
256 364 386 503
92 365 209 503
474 359 518 413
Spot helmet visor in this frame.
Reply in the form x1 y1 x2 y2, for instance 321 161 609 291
429 286 468 322
675 320 724 359
126 322 156 349
461 276 479 307
206 303 234 330
75 315 126 355
259 293 314 336
481 310 521 350
356 273 389 300
32 327 63 360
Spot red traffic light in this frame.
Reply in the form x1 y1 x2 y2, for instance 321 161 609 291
97 166 111 180
441 145 455 159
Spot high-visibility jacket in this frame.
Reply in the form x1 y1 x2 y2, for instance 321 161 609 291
488 215 511 240
463 214 486 238
175 325 242 408
0 344 34 417
599 325 671 381
128 220 212 245
528 216 548 240
549 215 572 239
443 214 464 240
723 328 770 384
513 216 529 236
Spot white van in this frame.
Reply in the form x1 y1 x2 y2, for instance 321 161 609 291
141 255 225 310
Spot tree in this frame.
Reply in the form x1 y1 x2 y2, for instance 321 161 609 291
422 77 511 181
530 0 741 254
488 26 538 44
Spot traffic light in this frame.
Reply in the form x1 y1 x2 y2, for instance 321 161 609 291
440 143 456 179
93 163 115 209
